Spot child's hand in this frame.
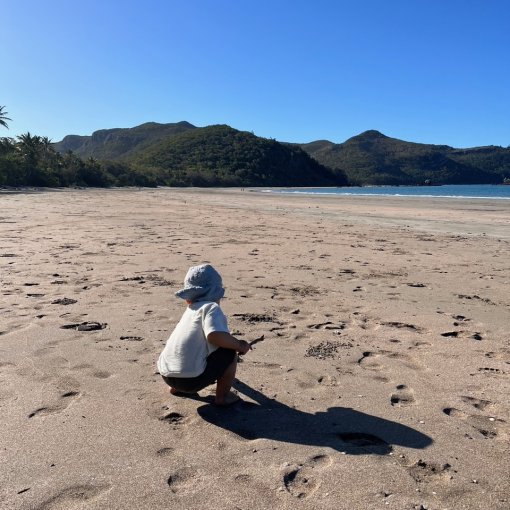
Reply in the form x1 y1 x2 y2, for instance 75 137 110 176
237 340 251 355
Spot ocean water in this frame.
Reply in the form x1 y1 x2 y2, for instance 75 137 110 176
261 184 510 199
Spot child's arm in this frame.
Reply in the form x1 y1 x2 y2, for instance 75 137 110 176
207 332 251 354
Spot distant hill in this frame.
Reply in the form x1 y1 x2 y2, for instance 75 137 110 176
54 121 196 160
300 130 510 185
53 123 510 186
128 125 347 187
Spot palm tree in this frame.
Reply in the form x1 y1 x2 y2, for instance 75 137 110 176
17 132 42 159
16 132 43 182
0 106 12 129
40 136 54 159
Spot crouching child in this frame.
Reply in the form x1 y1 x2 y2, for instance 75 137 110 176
157 264 250 406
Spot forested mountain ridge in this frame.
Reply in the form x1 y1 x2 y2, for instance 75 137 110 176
53 123 510 186
299 130 510 185
129 125 348 186
54 121 196 160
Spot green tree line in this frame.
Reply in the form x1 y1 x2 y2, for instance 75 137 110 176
0 133 157 187
0 106 155 187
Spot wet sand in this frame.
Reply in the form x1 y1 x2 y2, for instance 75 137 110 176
1 188 509 509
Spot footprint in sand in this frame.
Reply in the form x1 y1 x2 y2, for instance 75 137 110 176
483 348 510 361
408 341 432 350
281 454 332 499
160 411 185 425
477 367 505 375
317 374 338 386
382 321 424 333
358 350 423 373
384 351 424 371
452 314 471 322
156 447 173 457
35 483 111 509
357 351 385 371
440 330 483 341
70 363 112 379
443 407 506 439
153 405 188 429
166 467 201 494
406 459 453 484
28 391 81 418
372 374 390 383
390 384 415 407
61 321 107 331
351 313 370 330
234 473 253 485
456 294 496 306
91 369 113 379
51 297 77 306
460 396 492 411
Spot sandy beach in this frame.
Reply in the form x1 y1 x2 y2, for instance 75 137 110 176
1 188 509 510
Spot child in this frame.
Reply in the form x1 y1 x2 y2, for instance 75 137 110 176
157 264 250 406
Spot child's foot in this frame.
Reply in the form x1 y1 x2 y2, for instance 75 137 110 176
215 391 240 406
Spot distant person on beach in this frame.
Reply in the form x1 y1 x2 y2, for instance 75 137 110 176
157 264 250 406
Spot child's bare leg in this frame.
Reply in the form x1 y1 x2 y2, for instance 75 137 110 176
215 356 239 405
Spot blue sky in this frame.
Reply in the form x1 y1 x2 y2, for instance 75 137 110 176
2 0 509 147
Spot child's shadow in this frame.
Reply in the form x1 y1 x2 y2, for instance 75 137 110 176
196 380 432 455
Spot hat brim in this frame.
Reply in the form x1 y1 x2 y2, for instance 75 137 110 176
175 284 225 303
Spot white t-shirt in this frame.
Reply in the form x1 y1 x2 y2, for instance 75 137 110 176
157 301 229 378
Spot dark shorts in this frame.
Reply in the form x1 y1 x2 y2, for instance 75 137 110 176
161 347 236 393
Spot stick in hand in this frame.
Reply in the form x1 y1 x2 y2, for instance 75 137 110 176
249 334 265 347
